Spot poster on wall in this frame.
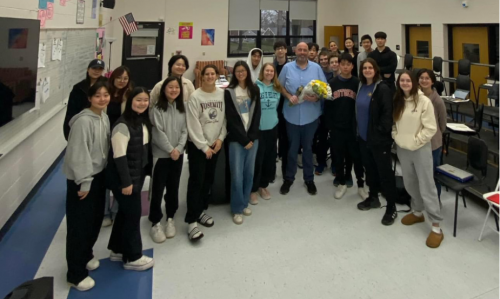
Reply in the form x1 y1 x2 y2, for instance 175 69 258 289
95 28 105 59
8 29 29 49
91 0 97 19
39 0 48 9
52 38 63 61
201 29 215 46
38 10 47 28
47 2 54 20
60 0 66 6
76 0 85 24
38 43 46 68
178 22 193 39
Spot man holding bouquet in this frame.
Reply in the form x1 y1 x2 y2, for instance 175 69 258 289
278 42 327 196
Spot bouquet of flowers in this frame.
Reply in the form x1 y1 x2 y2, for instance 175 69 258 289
290 80 332 106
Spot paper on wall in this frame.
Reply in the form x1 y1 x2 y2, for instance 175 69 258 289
147 45 155 55
30 83 41 112
38 43 46 68
52 38 63 60
41 77 50 103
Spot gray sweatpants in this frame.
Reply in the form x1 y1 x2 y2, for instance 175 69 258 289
396 143 443 223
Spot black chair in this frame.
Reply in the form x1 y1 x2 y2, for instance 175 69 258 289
444 104 484 156
433 56 443 79
478 63 499 106
396 54 413 74
435 137 488 237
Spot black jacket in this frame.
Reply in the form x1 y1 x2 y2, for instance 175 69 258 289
357 81 394 147
368 47 397 85
224 87 261 146
106 116 152 193
325 75 360 134
63 77 107 140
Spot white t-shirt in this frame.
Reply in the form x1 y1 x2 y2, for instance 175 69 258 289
235 86 251 131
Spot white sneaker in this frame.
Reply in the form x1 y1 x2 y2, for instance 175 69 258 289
243 208 252 216
150 223 166 243
165 218 176 238
110 251 122 262
233 214 243 225
123 255 154 271
358 187 369 200
86 258 99 271
334 185 348 199
249 192 259 205
70 276 95 291
102 218 113 227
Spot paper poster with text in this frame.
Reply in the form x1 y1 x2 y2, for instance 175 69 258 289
178 22 193 39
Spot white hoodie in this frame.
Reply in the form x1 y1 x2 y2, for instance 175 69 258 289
246 48 264 83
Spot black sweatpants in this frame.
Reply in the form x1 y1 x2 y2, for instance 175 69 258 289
66 171 106 285
185 142 219 224
252 126 278 192
149 156 184 225
330 128 364 187
108 176 145 263
359 138 397 207
313 115 329 167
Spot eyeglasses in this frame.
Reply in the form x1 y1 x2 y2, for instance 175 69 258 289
276 47 286 51
235 70 247 74
116 77 129 82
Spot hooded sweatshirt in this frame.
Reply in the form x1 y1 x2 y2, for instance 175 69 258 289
151 102 188 158
392 90 437 151
63 108 110 192
246 48 264 83
186 87 227 153
256 80 280 130
368 47 398 85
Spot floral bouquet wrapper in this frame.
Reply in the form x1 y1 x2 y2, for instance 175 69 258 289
290 80 332 106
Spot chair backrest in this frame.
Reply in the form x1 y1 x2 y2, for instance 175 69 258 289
404 54 413 70
473 104 484 131
494 63 499 82
412 68 421 79
434 81 444 95
433 56 443 74
456 74 470 91
458 59 471 76
467 136 488 177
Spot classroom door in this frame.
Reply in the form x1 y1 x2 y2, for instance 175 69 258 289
324 26 344 51
122 22 164 90
407 25 432 70
452 26 489 104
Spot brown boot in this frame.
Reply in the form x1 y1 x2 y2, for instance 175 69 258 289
426 230 444 248
401 213 425 225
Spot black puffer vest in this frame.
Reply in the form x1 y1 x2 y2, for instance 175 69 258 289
107 116 151 192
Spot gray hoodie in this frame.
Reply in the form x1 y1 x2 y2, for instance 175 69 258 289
151 102 188 158
246 48 264 83
63 108 110 192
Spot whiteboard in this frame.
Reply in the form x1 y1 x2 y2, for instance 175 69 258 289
0 28 96 159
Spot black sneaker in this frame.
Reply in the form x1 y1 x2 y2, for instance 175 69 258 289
357 197 381 211
280 180 293 195
305 181 317 195
381 207 398 226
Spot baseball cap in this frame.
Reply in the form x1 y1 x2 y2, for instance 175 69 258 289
88 59 105 69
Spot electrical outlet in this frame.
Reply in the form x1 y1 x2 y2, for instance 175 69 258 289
203 52 205 56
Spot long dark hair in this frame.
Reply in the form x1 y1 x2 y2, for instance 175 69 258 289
156 76 185 113
85 81 109 108
344 37 358 54
393 71 419 122
168 55 189 76
359 58 381 85
122 86 152 129
228 61 258 101
108 66 132 103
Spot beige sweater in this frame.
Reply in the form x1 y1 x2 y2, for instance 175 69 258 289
150 76 195 108
392 91 437 151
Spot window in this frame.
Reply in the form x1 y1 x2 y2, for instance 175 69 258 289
227 10 316 57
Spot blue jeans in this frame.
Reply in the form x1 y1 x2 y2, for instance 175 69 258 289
285 119 319 182
432 147 442 199
229 140 259 214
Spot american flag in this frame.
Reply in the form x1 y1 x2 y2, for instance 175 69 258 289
119 13 138 35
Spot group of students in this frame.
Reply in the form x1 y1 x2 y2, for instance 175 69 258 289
61 31 447 292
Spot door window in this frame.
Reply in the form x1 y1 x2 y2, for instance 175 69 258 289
463 43 480 63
